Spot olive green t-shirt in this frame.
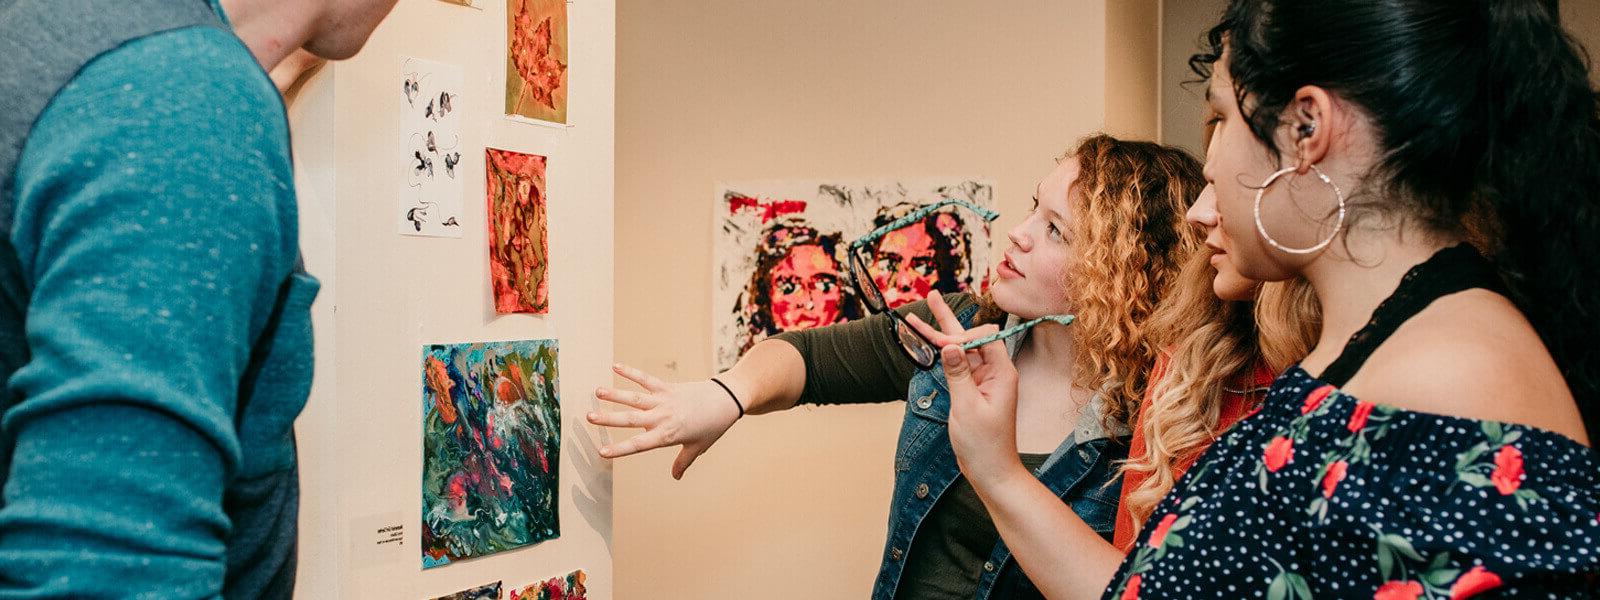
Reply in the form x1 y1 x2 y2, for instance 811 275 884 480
894 452 1052 600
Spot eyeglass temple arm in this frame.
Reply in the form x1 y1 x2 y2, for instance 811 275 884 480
849 198 1000 251
958 314 1075 350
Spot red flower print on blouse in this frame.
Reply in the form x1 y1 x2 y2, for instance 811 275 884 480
1374 580 1423 600
1322 460 1348 498
1264 436 1294 472
1120 574 1142 600
1302 384 1335 414
1147 513 1179 548
1449 566 1503 599
1347 400 1375 432
1490 445 1523 495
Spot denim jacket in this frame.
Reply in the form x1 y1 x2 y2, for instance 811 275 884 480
870 304 1130 600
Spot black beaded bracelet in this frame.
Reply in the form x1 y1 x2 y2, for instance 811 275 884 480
709 377 745 418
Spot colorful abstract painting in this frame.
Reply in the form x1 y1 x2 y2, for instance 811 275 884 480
431 581 502 600
421 340 561 568
399 57 465 237
505 0 569 124
713 179 997 369
486 148 550 314
509 570 587 600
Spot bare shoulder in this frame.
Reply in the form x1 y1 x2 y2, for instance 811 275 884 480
1345 289 1590 445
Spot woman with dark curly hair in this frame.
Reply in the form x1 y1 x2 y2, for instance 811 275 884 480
941 1 1600 598
731 218 861 355
591 134 1205 599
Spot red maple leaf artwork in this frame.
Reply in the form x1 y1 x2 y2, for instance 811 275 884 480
507 0 568 121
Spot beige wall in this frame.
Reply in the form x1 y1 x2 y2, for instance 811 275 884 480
1106 0 1161 140
1564 0 1600 86
290 0 616 597
1158 0 1227 154
614 1 1124 598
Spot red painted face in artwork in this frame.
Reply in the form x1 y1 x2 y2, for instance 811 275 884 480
871 213 960 308
767 244 844 329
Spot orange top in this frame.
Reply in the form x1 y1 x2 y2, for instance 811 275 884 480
1111 355 1278 552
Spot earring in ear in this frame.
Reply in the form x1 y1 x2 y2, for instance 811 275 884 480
1253 164 1347 255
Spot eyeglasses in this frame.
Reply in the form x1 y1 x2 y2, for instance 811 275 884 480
893 309 1076 370
845 200 1071 368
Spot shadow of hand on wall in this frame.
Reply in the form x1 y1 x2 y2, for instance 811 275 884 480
568 417 614 554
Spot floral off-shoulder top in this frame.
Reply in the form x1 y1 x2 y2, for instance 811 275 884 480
1105 246 1600 599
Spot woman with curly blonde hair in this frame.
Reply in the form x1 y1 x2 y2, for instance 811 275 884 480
591 133 1202 599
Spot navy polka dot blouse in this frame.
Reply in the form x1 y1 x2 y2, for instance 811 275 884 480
1104 247 1600 599
1105 367 1600 599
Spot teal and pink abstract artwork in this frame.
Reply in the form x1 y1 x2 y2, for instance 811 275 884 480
509 570 587 600
421 340 561 568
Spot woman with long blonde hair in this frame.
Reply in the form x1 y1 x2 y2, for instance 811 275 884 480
1112 192 1319 547
911 180 1320 596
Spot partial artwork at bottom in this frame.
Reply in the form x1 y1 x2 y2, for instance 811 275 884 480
510 570 587 600
431 581 502 600
421 339 561 568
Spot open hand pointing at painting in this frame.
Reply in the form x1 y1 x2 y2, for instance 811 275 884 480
589 339 809 479
589 364 745 479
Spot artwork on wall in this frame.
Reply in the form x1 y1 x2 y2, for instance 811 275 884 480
399 57 466 237
431 581 503 600
485 148 551 314
505 0 569 125
712 179 997 369
421 340 561 568
509 570 587 600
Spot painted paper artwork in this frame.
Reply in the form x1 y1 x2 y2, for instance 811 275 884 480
421 340 561 568
713 179 996 369
431 581 502 600
505 0 569 124
399 57 466 237
509 570 587 600
486 148 551 314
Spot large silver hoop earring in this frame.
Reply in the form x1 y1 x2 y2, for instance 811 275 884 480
1252 164 1347 255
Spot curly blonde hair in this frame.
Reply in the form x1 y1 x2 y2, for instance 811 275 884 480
1075 136 1210 429
979 134 1206 429
1117 251 1320 531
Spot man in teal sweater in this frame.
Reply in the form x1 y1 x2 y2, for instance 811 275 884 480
0 0 396 597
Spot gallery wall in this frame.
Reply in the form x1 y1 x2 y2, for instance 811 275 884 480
1105 0 1161 140
1564 0 1600 87
1158 0 1228 155
287 0 616 598
613 1 1154 598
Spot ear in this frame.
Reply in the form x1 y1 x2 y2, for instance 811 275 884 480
1290 86 1334 173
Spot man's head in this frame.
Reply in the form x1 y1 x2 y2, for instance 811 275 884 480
302 0 400 59
221 0 399 66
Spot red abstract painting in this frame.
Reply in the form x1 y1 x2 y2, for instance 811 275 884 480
486 148 550 314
